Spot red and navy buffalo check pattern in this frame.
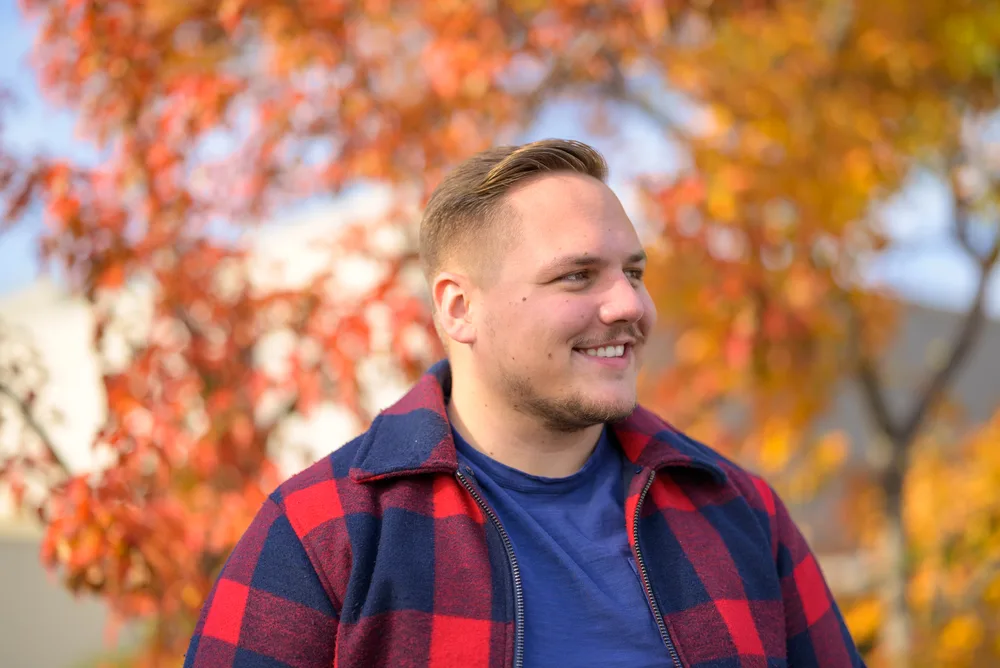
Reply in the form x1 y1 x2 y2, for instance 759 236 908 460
185 360 865 667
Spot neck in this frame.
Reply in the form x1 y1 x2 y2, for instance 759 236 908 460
446 366 604 478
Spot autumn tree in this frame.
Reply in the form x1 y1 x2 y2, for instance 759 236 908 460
4 1 759 663
3 0 999 666
637 3 1000 666
0 87 72 518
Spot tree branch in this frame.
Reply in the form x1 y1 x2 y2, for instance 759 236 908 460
953 193 978 259
0 381 71 476
849 166 999 452
898 220 998 446
598 48 694 141
618 88 693 140
845 301 900 442
951 157 983 260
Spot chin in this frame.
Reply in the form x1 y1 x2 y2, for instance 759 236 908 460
588 380 637 403
580 391 637 418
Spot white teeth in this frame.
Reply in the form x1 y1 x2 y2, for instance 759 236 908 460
583 345 626 358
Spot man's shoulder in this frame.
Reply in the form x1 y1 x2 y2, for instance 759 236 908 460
680 429 770 491
263 431 373 539
620 405 776 496
625 406 783 514
271 430 367 498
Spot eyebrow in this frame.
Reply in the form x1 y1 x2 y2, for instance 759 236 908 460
540 250 647 276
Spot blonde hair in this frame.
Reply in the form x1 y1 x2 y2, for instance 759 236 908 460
419 139 608 282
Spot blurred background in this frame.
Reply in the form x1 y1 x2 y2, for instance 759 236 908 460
0 0 998 666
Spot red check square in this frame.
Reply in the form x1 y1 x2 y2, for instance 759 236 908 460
430 615 492 667
202 579 249 645
794 555 832 625
285 480 344 535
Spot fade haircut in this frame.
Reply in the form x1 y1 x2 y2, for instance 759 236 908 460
419 138 609 284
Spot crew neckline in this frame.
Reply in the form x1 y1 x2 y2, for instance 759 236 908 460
453 427 617 495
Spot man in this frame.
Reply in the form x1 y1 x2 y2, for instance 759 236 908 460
185 139 865 667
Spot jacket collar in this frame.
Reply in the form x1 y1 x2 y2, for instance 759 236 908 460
349 360 727 484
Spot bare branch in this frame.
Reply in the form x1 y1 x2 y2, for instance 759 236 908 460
953 193 978 258
0 381 71 476
850 161 998 453
950 157 982 259
949 146 1000 268
898 228 998 446
600 50 694 141
858 351 901 443
844 301 900 442
981 225 1000 269
604 82 694 141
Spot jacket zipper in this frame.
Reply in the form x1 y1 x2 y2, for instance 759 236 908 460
633 470 683 668
456 470 525 668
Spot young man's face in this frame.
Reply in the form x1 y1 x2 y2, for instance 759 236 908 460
468 172 656 431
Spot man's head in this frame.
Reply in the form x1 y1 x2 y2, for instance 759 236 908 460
420 139 656 432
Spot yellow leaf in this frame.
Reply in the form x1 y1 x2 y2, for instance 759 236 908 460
843 597 881 643
814 430 848 471
984 573 1000 606
938 614 983 662
706 180 737 222
759 421 793 473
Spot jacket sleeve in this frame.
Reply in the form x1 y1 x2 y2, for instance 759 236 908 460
772 487 867 667
184 496 338 667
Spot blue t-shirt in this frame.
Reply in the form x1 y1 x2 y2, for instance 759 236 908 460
453 427 671 667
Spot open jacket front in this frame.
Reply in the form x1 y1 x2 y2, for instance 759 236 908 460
185 360 865 668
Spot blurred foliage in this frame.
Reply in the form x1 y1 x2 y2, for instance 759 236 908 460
0 0 998 665
637 2 1000 666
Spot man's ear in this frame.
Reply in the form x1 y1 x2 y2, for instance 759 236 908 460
432 271 476 345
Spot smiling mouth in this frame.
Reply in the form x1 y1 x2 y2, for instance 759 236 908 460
576 343 628 358
571 341 639 365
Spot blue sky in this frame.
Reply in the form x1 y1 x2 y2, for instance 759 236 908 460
0 0 997 317
0 1 96 293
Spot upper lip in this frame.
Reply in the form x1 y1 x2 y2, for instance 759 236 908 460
575 339 636 350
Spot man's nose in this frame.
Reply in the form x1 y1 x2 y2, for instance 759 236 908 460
598 274 645 325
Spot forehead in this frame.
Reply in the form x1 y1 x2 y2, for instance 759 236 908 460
502 173 640 264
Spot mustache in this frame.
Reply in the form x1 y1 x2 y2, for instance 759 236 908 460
574 325 645 349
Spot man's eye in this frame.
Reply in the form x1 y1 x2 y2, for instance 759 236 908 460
563 271 590 282
626 269 645 281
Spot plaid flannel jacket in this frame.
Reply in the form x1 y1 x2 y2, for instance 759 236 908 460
185 360 865 668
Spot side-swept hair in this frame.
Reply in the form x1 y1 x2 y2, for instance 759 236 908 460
419 139 609 282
